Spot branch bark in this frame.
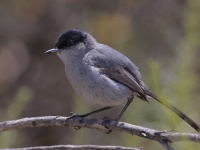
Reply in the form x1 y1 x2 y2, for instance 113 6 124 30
0 145 141 150
0 116 199 150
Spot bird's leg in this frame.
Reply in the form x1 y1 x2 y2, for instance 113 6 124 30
115 96 133 121
68 106 114 119
103 96 134 134
80 106 115 118
67 106 114 130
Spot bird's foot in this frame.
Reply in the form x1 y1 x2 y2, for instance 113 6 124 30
66 112 84 130
155 129 176 135
102 117 114 134
67 112 85 119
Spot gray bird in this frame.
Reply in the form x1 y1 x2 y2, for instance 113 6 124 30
46 29 200 132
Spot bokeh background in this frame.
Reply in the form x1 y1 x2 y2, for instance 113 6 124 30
0 0 200 149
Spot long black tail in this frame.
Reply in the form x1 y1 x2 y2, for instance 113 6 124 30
145 90 200 132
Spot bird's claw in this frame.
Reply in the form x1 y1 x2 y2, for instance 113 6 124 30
102 117 113 134
66 112 84 130
74 126 81 130
67 112 83 119
155 129 176 135
105 129 113 134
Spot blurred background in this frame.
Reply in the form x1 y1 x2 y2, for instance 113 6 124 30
0 0 200 149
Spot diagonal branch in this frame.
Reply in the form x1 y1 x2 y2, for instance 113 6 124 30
159 141 173 150
0 116 199 150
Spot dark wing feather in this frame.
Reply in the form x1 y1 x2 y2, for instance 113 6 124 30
88 44 148 101
101 67 148 102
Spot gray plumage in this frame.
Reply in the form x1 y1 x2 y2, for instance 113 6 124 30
46 29 200 132
54 32 147 106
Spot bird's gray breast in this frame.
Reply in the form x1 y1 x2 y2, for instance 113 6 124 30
64 54 132 106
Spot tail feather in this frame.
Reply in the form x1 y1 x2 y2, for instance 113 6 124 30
145 90 200 132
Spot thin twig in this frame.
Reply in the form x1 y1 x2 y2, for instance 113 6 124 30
0 145 142 150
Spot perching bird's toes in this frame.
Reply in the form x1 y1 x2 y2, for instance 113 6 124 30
66 112 84 130
74 126 82 130
155 129 176 136
102 117 114 134
67 112 85 119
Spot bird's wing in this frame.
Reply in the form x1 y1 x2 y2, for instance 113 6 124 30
87 45 148 101
100 67 148 102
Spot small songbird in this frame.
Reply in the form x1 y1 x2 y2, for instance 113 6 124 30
46 29 200 132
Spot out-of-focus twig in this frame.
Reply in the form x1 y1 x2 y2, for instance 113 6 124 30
0 145 141 150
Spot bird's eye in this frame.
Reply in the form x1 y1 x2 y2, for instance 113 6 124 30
69 40 73 44
68 40 74 46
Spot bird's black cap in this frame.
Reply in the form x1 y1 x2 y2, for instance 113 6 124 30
55 29 86 49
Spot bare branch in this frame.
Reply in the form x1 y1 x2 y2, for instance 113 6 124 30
0 116 199 150
0 145 141 150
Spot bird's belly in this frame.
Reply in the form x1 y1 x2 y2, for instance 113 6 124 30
66 66 133 106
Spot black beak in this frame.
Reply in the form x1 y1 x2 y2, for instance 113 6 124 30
45 48 61 54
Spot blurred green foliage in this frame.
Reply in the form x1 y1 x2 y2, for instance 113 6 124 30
0 86 33 147
0 0 200 149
